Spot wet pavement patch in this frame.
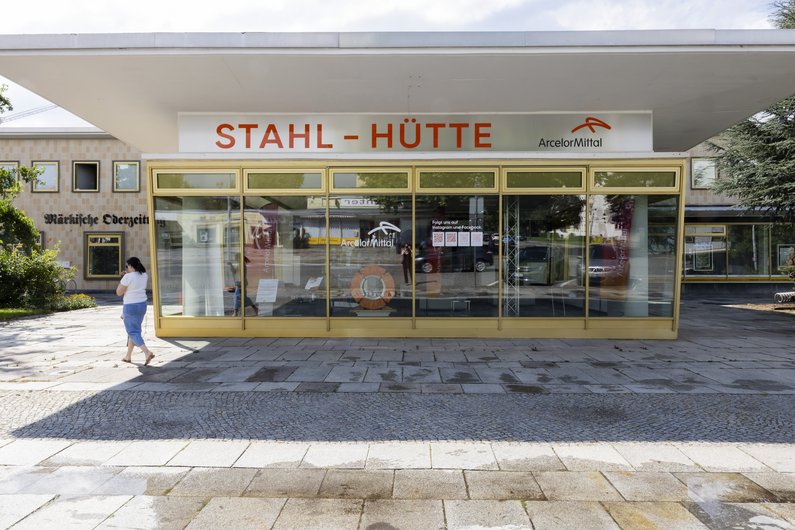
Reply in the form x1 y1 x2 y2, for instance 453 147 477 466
246 366 298 382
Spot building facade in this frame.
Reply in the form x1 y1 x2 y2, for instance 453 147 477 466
2 30 795 339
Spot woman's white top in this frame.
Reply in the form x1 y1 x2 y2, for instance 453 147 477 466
120 272 148 304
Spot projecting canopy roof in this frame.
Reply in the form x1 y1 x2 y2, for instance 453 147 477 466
1 30 795 154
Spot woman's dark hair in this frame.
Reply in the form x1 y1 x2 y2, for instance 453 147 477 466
126 257 146 274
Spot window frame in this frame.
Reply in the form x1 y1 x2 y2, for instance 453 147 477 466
113 161 141 193
415 167 499 193
329 167 412 194
244 168 327 195
589 166 681 193
0 161 20 180
72 161 100 192
691 157 717 190
31 161 60 193
152 168 241 195
501 166 586 194
83 231 125 280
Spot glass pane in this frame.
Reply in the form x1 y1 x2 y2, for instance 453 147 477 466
33 163 58 191
156 172 236 190
685 225 725 235
684 235 727 278
154 196 241 317
415 195 499 317
243 196 327 316
588 195 679 317
247 172 322 190
88 246 121 276
728 225 770 278
506 171 582 189
692 158 716 188
771 223 795 277
502 195 586 317
419 171 495 189
74 163 98 191
330 195 412 316
114 162 139 191
332 172 408 189
593 170 677 188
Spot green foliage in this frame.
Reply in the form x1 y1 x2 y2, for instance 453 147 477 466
0 84 11 115
711 97 795 222
51 293 97 311
0 246 74 309
709 1 795 221
771 0 795 28
0 308 48 321
0 201 39 249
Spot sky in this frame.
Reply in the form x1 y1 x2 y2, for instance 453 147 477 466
0 0 778 127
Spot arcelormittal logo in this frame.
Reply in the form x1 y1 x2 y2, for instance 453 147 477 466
571 117 612 134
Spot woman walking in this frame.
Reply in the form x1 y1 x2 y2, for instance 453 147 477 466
117 257 155 365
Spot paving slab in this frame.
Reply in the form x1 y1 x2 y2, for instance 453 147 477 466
604 501 711 529
318 469 394 499
613 443 701 472
271 498 363 530
0 466 56 494
301 443 368 469
393 470 467 500
185 497 287 530
40 440 131 466
524 501 621 530
444 499 532 530
244 468 326 498
366 442 430 469
765 503 795 525
553 443 633 471
0 439 72 466
360 499 445 530
603 471 690 501
744 472 795 501
534 471 623 501
740 444 795 473
166 440 250 467
0 494 56 529
233 441 309 468
685 501 795 530
465 470 544 500
167 467 257 498
9 494 133 530
676 472 780 503
92 466 191 496
431 442 498 470
491 443 565 471
676 444 771 472
96 495 205 530
104 441 189 467
20 465 121 495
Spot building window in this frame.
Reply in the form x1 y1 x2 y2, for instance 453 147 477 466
73 161 100 192
31 161 59 192
84 232 124 280
113 161 140 192
692 158 717 189
0 161 19 180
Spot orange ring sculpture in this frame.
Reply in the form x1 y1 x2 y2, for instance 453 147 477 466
350 265 396 310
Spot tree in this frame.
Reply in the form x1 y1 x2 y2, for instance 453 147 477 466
710 1 795 222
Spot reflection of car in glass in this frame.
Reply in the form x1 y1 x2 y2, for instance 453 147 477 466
415 244 494 273
585 244 628 285
503 245 551 285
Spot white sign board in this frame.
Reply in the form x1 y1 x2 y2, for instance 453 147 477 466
179 112 653 154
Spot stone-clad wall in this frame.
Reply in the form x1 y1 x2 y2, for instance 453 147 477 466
2 135 149 291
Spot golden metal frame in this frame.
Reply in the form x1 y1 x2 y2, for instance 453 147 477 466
146 159 687 339
72 161 100 193
112 161 141 193
31 161 59 193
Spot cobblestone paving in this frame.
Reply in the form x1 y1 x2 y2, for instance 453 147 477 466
1 293 794 528
2 390 793 443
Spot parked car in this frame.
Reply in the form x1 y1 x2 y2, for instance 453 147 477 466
415 244 494 273
503 244 551 285
584 244 629 286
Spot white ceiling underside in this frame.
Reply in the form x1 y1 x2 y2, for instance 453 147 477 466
1 31 794 154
